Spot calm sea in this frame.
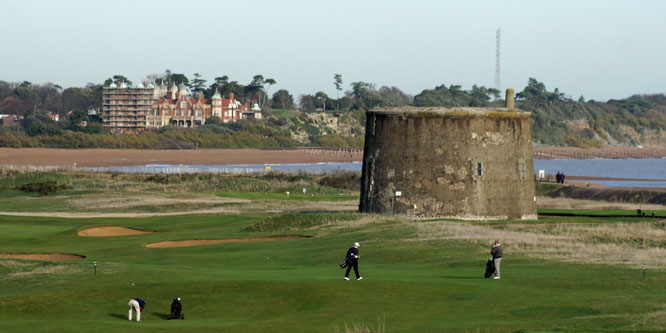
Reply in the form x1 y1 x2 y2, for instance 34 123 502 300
84 158 666 188
533 158 666 188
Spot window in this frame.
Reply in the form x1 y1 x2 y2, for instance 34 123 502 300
519 162 526 180
181 101 187 108
476 162 483 176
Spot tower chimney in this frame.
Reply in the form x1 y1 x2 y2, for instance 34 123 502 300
505 88 514 109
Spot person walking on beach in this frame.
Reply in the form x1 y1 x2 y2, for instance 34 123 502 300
556 171 562 184
561 172 566 184
491 241 502 280
344 242 362 280
128 298 146 322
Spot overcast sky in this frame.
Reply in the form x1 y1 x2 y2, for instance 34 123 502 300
1 0 664 101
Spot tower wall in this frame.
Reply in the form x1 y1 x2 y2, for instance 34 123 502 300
359 107 537 220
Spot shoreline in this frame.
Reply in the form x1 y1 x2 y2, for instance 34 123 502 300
533 146 666 159
1 146 665 168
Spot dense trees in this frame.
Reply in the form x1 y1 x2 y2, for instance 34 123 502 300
0 80 101 118
412 84 498 107
272 89 294 109
298 81 410 113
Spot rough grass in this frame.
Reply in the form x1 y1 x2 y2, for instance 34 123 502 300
0 260 84 281
0 169 362 196
416 220 666 268
245 213 359 232
333 315 386 333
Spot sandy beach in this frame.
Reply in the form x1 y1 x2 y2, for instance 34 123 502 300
0 148 362 167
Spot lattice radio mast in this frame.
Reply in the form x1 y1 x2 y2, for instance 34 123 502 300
495 27 501 96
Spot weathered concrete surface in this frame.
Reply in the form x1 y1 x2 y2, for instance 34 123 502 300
359 107 537 220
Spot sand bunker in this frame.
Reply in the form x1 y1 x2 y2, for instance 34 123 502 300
146 235 311 248
0 253 85 261
78 226 152 237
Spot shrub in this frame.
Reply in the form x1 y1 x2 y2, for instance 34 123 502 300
17 181 67 195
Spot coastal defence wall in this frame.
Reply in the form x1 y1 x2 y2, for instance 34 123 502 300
359 103 537 220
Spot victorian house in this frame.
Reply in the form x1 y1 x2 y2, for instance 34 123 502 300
148 83 261 128
149 83 212 128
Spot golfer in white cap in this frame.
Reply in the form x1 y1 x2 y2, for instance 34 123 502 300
344 242 362 280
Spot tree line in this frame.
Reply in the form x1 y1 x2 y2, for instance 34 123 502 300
2 72 666 148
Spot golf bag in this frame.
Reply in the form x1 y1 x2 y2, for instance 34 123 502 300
340 256 349 269
484 259 496 278
168 298 185 320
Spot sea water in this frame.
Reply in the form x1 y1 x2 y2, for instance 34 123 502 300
83 158 666 188
533 158 666 188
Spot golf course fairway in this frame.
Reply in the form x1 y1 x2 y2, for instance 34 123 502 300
0 212 664 331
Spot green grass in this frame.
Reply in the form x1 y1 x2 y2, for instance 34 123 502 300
0 190 73 212
1 211 665 332
271 109 301 119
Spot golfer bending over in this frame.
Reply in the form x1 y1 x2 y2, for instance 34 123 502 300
344 242 362 280
491 241 502 280
128 298 146 322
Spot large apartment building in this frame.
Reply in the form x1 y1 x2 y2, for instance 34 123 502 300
102 82 155 131
103 81 262 132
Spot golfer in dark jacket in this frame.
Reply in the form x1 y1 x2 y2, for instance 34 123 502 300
128 298 146 321
169 297 184 319
344 242 362 280
491 241 502 279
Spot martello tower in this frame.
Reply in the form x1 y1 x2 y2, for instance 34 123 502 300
359 89 537 220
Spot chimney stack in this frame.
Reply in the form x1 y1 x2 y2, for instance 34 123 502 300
505 88 515 109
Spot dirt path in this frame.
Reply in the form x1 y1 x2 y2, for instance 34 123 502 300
146 235 311 248
0 207 242 218
0 200 358 218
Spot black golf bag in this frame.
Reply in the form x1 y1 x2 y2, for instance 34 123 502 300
484 259 496 278
168 298 185 320
340 256 349 269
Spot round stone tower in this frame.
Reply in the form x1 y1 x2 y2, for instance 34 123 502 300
359 94 536 220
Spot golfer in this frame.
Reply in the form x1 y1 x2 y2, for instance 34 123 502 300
344 242 362 280
491 241 502 280
169 297 184 320
128 298 146 322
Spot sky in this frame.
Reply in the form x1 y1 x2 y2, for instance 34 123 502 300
1 0 665 101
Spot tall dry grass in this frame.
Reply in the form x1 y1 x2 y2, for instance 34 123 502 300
0 260 85 281
416 221 666 268
537 196 666 211
631 306 666 329
332 315 386 333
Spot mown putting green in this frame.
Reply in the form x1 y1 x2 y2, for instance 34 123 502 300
0 212 664 331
